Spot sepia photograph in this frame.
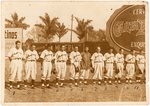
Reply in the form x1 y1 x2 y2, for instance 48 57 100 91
1 0 149 104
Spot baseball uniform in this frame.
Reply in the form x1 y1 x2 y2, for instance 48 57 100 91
125 54 136 79
40 49 54 81
70 51 82 80
24 49 39 80
136 54 145 74
115 53 124 78
104 53 115 79
80 52 91 81
8 47 24 82
91 52 104 81
55 50 68 80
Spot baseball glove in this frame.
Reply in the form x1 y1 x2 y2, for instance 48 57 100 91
103 67 107 74
75 66 80 73
115 69 120 74
90 67 94 73
51 68 57 74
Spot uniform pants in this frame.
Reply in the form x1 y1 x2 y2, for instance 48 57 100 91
41 62 52 80
9 60 23 82
70 62 80 80
80 69 90 80
106 63 113 78
56 62 66 80
25 61 37 80
137 63 145 73
92 63 103 80
115 63 124 78
126 64 135 79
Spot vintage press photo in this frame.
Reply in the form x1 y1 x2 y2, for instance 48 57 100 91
1 0 149 104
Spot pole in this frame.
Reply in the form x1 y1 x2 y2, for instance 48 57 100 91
70 14 73 43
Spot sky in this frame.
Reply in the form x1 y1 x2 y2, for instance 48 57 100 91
2 1 141 42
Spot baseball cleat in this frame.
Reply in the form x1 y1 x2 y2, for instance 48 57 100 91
84 81 87 84
9 85 13 89
109 80 112 84
126 80 129 83
79 81 82 84
93 81 96 84
31 85 35 89
75 83 78 86
98 81 101 85
118 80 121 84
17 85 21 89
46 84 50 87
104 81 107 84
56 83 59 86
115 80 117 83
60 83 64 87
24 84 27 88
129 80 132 84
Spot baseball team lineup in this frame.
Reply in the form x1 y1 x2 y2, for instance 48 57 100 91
7 40 145 90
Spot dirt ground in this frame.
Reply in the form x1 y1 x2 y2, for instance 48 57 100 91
4 60 147 102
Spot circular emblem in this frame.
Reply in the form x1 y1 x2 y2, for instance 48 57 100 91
106 5 145 53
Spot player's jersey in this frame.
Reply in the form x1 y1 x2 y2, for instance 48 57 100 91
24 50 39 61
104 53 115 63
91 52 104 67
136 54 145 64
70 51 82 64
8 47 24 59
115 53 124 63
40 50 54 62
125 54 136 63
55 51 68 62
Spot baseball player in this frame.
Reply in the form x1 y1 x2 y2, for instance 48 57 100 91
79 46 91 85
104 48 115 84
8 40 24 89
24 44 39 88
114 48 124 84
69 46 82 86
40 45 54 88
55 45 68 87
136 50 145 83
125 49 136 84
91 47 104 85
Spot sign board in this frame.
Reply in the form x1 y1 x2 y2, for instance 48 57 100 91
5 28 23 56
106 5 145 53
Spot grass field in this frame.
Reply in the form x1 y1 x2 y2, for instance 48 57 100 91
4 60 147 102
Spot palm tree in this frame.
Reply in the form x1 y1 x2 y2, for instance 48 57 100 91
56 23 68 42
35 13 59 42
5 12 30 29
72 17 92 40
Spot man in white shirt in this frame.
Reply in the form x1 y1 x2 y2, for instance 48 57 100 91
24 44 39 88
136 50 145 83
114 48 124 84
104 48 115 84
69 46 82 86
40 44 54 88
91 47 104 85
8 40 24 89
125 49 136 84
55 45 68 87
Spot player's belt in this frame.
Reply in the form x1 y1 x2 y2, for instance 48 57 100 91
57 60 65 62
44 61 51 62
117 62 124 63
74 60 80 62
106 62 113 64
127 62 135 64
94 61 102 63
27 60 36 62
137 62 144 64
13 58 22 60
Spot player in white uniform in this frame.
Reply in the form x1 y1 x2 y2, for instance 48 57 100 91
55 45 68 87
136 50 145 83
125 49 136 84
69 46 82 86
8 40 24 89
40 45 54 88
24 44 39 88
91 47 104 85
104 48 115 84
114 48 124 84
